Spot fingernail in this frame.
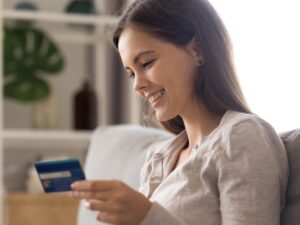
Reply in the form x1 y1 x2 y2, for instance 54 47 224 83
71 182 77 189
84 200 90 209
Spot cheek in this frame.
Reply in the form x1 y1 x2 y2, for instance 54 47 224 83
169 61 196 88
147 64 166 85
150 55 197 91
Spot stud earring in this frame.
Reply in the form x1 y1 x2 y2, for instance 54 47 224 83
197 59 204 66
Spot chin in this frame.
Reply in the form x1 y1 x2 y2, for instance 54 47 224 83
155 110 176 122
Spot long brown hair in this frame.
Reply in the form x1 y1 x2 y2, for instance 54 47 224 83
113 0 252 134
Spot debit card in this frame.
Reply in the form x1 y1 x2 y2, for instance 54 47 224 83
34 158 86 193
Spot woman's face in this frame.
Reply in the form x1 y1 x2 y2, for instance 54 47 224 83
118 26 200 121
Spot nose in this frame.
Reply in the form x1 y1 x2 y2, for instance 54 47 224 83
133 73 149 95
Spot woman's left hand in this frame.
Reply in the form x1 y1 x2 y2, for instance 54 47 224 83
69 180 152 225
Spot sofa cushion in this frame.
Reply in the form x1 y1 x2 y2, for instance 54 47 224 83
280 129 300 225
77 125 172 225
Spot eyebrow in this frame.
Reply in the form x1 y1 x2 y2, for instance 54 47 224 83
124 50 156 70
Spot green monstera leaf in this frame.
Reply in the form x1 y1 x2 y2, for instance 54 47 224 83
4 26 64 102
4 77 49 102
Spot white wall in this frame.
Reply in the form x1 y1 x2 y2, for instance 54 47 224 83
210 0 300 132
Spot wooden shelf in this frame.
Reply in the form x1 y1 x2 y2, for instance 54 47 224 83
3 10 118 26
4 193 79 225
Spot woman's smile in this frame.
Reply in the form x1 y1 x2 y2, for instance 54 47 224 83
148 89 165 107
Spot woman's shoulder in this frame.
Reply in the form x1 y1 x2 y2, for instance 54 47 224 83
216 110 285 160
220 110 277 138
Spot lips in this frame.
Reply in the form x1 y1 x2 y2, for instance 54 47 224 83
148 89 165 105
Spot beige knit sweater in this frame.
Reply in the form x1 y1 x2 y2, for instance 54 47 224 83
139 110 288 225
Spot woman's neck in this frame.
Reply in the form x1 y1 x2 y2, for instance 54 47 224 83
181 106 225 154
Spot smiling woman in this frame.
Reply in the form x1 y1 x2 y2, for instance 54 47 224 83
113 0 252 134
69 1 289 225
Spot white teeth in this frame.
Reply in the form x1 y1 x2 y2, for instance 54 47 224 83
149 90 165 104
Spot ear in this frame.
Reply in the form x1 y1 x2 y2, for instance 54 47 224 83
186 37 203 64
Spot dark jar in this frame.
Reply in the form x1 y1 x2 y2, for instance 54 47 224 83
73 80 98 130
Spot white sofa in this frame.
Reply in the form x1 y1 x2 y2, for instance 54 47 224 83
77 125 172 225
76 124 300 225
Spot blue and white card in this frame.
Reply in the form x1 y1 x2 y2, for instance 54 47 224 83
34 158 86 193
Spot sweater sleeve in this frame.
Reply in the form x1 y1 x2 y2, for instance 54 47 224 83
139 202 184 225
216 119 288 225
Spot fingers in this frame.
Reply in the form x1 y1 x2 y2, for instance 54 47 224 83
69 190 111 201
69 180 126 201
85 199 128 225
85 200 124 214
71 182 151 225
71 180 122 192
96 211 116 224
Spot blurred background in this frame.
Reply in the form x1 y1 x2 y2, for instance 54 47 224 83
210 0 300 133
0 0 299 224
0 0 135 224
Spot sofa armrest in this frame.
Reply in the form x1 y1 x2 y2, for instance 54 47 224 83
77 124 172 225
280 129 300 225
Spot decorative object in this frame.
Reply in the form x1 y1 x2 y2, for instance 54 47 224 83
4 1 64 102
73 79 97 130
65 0 97 14
3 2 65 129
4 26 64 102
31 81 59 129
64 0 99 129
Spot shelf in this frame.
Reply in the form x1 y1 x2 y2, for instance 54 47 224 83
52 32 98 45
4 129 92 141
3 130 93 152
3 10 119 26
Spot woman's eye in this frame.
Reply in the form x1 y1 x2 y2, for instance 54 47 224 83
142 59 156 68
